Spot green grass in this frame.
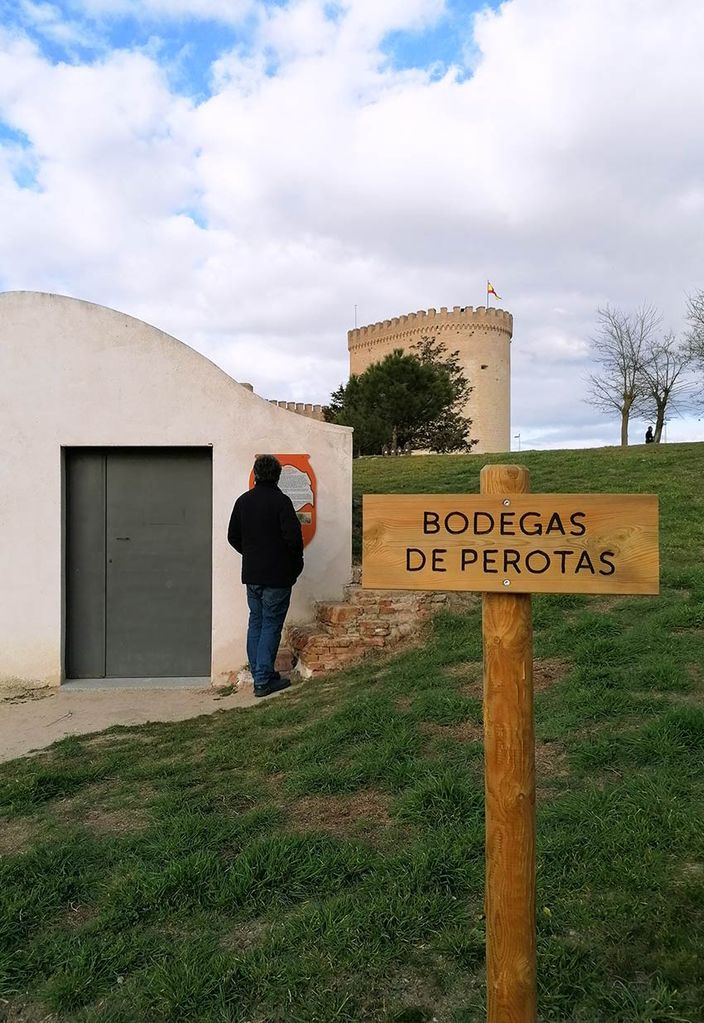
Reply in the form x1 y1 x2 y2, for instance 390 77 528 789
1 442 703 1022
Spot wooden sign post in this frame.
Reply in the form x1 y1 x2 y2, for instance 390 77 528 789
481 464 536 1023
362 465 659 1023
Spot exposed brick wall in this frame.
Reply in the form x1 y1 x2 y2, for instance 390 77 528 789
286 583 475 677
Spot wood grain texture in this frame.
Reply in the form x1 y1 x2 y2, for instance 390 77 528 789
362 492 659 594
482 465 537 1023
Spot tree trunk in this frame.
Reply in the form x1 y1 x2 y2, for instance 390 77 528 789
654 401 666 443
391 425 398 456
620 401 632 447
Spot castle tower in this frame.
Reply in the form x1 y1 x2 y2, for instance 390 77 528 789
347 305 512 453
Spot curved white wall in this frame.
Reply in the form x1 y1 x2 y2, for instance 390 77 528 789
0 292 353 688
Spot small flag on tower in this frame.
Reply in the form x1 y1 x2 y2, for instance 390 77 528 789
487 281 501 301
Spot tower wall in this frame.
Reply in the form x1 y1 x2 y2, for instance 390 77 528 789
348 305 512 453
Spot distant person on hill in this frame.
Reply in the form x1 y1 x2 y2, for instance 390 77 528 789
228 455 304 698
645 426 654 444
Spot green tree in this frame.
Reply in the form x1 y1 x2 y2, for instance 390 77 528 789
324 373 392 455
410 336 475 452
324 341 475 456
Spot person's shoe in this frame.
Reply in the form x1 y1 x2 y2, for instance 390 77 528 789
250 669 279 693
254 677 291 698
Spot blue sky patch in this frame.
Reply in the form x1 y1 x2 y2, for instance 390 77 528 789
1 1 261 99
383 0 499 78
11 159 41 191
142 22 242 101
178 205 208 229
1 0 497 98
0 124 41 190
0 122 32 148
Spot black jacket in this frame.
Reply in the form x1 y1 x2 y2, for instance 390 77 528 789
227 481 304 587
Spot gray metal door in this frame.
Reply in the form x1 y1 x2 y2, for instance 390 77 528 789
66 448 212 678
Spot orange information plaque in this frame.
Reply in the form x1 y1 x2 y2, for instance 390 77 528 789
250 454 317 547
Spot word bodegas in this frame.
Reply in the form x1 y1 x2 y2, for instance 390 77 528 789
405 508 616 577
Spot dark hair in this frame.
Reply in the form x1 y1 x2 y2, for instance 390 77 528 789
253 454 282 483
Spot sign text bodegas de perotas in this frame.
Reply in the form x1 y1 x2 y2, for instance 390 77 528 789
363 492 659 595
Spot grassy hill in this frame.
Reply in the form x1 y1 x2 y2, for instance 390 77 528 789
352 441 704 567
1 444 703 1023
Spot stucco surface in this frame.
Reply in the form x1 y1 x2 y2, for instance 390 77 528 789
0 292 353 689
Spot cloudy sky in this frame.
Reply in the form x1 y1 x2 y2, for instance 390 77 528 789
1 0 703 449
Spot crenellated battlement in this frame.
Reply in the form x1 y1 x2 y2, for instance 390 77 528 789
347 302 512 453
348 305 513 350
269 400 325 421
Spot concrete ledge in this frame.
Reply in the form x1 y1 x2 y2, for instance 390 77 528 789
62 677 211 691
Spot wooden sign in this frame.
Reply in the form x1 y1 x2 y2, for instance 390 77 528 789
363 466 661 1023
363 492 659 595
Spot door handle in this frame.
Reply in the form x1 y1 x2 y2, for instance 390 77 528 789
115 537 131 541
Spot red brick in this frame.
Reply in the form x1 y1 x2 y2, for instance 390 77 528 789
334 605 361 624
360 622 390 637
288 584 451 676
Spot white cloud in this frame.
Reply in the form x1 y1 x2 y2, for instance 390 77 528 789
336 0 446 45
1 0 703 447
19 1 99 48
77 0 256 24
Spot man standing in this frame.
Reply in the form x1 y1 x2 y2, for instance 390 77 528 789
228 455 304 698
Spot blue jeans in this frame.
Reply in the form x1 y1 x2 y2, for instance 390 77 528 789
246 585 292 689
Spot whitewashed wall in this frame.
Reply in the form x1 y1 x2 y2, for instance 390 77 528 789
0 292 352 688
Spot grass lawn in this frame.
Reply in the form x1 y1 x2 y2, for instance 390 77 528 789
1 443 703 1022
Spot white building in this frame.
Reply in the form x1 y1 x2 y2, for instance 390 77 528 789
0 292 352 689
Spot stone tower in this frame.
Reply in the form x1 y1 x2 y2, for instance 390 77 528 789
347 305 512 453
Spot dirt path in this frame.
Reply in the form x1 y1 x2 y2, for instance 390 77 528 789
0 683 262 763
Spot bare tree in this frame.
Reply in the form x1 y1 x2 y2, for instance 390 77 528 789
686 290 704 366
585 304 660 446
635 333 693 442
